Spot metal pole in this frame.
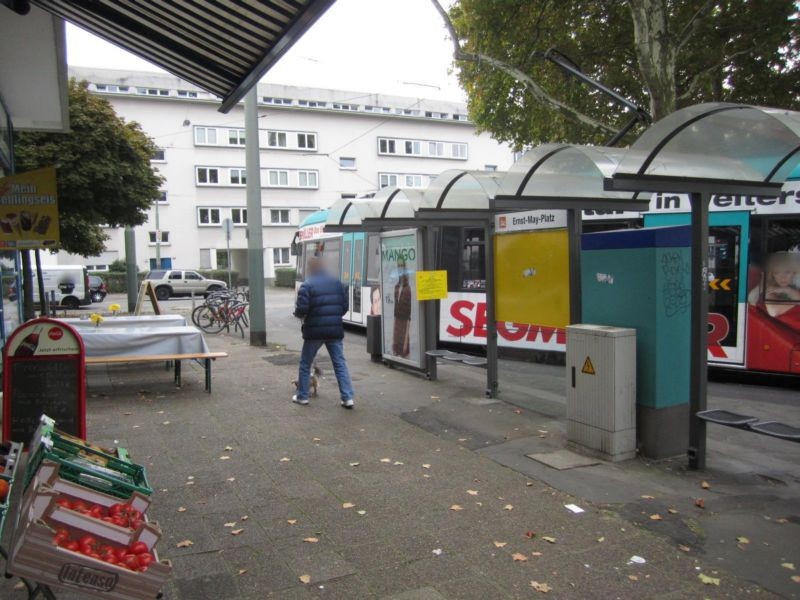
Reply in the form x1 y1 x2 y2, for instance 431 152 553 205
245 88 266 346
423 225 437 381
34 249 47 317
154 198 161 268
484 219 498 398
124 227 138 313
567 209 583 324
20 250 34 321
688 192 709 470
226 232 232 290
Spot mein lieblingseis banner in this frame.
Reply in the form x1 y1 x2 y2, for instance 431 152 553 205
0 167 59 249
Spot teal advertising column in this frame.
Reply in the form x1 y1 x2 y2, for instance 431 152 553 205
581 226 692 459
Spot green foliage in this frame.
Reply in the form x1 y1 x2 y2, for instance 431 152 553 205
14 79 164 256
104 272 145 294
108 259 128 273
448 0 799 148
274 268 297 288
197 270 239 285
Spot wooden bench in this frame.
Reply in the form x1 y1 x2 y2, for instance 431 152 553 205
85 352 228 393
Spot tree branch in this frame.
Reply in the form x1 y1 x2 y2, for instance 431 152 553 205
677 45 755 102
429 0 617 135
677 0 714 52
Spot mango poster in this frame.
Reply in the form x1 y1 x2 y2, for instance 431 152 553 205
0 166 59 248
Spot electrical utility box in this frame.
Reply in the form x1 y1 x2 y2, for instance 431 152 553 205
566 324 636 462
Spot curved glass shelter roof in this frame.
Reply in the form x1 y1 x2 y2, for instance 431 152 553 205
495 144 649 211
607 103 800 195
421 170 504 210
324 188 424 231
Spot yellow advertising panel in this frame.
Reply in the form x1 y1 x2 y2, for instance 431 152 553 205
495 229 569 328
415 270 448 300
0 167 59 249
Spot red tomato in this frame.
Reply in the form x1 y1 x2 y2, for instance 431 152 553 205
101 550 118 564
78 535 96 548
111 516 127 528
64 540 80 552
90 505 105 518
122 554 140 570
108 503 124 517
55 528 70 538
72 500 89 513
53 533 69 546
130 518 143 530
129 509 142 521
137 553 154 568
115 548 128 561
102 517 114 523
56 498 72 509
129 541 149 555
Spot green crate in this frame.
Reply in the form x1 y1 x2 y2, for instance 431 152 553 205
25 436 151 499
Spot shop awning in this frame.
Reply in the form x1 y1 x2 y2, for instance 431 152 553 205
31 0 335 112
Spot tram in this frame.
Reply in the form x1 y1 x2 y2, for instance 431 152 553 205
294 177 800 376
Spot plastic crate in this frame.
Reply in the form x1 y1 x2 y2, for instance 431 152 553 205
25 436 151 499
0 440 24 540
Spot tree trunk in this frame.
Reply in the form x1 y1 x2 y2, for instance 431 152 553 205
628 0 677 120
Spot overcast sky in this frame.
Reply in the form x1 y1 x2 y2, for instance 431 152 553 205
65 0 466 102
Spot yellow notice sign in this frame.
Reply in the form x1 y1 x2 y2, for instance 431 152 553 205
581 356 596 375
415 270 448 301
0 167 59 249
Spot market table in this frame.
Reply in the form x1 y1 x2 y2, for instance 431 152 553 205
58 314 187 329
77 325 208 358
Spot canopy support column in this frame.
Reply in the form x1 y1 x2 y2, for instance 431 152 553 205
485 219 498 398
423 225 438 381
567 209 583 324
245 88 266 346
688 192 709 470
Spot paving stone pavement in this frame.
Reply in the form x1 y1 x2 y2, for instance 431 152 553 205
0 291 794 599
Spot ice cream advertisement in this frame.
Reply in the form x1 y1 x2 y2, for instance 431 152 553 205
0 166 59 248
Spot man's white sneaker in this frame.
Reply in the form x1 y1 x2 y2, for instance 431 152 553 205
292 395 309 406
341 398 354 409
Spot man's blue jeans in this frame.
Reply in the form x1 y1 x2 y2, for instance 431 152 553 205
297 339 354 401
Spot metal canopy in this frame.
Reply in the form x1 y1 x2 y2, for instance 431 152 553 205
423 170 504 210
606 103 800 195
494 144 649 212
31 0 335 112
324 188 424 233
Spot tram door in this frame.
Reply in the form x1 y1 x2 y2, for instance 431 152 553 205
350 235 365 325
341 236 353 323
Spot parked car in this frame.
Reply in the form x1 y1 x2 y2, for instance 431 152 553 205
144 269 227 300
88 275 108 303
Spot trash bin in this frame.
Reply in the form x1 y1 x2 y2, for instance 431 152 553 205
366 314 382 362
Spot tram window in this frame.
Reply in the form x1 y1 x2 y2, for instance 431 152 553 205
366 234 380 283
353 239 364 314
707 226 741 347
321 239 342 278
461 228 486 290
750 219 800 317
342 240 352 284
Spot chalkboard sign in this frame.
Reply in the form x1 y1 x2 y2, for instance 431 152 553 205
3 318 86 445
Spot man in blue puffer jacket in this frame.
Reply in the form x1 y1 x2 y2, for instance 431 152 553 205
293 257 355 408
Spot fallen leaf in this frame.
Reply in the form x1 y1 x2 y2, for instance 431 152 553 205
475 501 483 507
279 457 290 462
237 569 247 575
176 540 194 548
226 477 236 482
667 508 679 514
525 531 536 539
628 575 639 582
393 461 404 466
531 551 542 557
342 502 355 509
512 552 528 562
241 515 249 521
457 438 468 442
312 437 321 442
299 575 311 584
231 529 244 536
219 455 231 460
493 541 507 548
640 495 655 500
526 482 534 487
698 573 720 586
423 474 431 478
791 575 800 584
467 490 479 496
422 464 431 469
530 581 551 593
287 519 297 525
694 498 705 509
701 481 711 490
504 504 514 511
162 421 171 425
513 409 522 414
380 458 391 463
224 445 233 451
450 504 464 511
356 510 367 515
303 537 319 543
177 507 187 512
123 412 132 416
430 395 440 399
736 536 750 544
776 517 789 524
628 555 646 564
782 563 796 571
349 462 360 467
678 545 691 552
597 537 605 543
14 582 25 590
649 514 663 521
542 536 556 544
187 476 195 480
224 522 236 528
432 548 443 556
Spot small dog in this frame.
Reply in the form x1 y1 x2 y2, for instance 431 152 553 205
293 363 322 397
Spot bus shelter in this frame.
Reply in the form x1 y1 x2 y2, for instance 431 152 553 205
604 103 800 469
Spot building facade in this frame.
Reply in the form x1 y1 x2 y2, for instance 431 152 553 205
48 67 513 280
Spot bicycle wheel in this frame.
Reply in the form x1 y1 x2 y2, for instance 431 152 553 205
195 305 226 333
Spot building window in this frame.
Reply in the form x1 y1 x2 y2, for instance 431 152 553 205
339 157 356 169
177 90 198 98
378 138 397 155
341 193 357 199
405 174 424 188
148 231 170 244
198 208 220 225
452 114 469 121
298 171 318 188
267 170 289 187
273 247 291 265
230 168 246 185
267 131 287 148
270 209 290 224
262 96 292 105
428 141 444 157
151 148 165 162
298 99 327 108
365 105 391 114
228 129 245 145
404 140 421 156
196 167 219 185
231 208 247 224
157 191 168 203
396 108 420 116
484 164 498 172
452 143 468 159
137 87 169 96
379 173 398 188
332 103 358 111
297 133 316 149
195 127 217 145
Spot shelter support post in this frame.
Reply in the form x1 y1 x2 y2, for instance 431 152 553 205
567 210 583 324
688 192 709 470
484 219 498 398
34 249 47 317
124 227 138 313
423 225 438 381
245 88 267 346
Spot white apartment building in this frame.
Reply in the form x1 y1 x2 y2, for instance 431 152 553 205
48 67 513 280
